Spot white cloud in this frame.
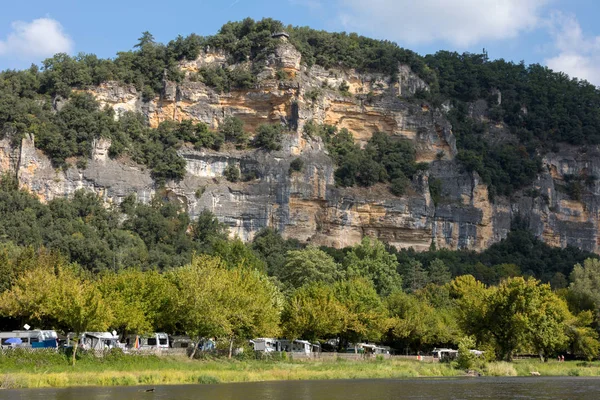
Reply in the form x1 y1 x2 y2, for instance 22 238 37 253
0 18 73 60
336 0 549 47
544 12 600 85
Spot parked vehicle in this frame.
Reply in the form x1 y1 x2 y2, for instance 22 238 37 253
432 348 458 361
123 333 169 350
277 339 316 354
251 338 280 352
0 330 58 349
66 332 121 351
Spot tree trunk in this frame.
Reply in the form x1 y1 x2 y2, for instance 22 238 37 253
190 339 200 359
539 352 544 363
72 337 79 367
228 336 234 359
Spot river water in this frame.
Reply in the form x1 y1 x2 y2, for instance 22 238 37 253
3 377 600 399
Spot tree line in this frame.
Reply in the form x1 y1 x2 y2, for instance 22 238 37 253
2 246 600 362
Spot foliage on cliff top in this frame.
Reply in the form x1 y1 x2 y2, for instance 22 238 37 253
3 17 600 196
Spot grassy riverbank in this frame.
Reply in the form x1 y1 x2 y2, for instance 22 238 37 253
2 352 600 389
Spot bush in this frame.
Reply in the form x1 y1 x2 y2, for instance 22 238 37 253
224 164 241 182
253 124 284 151
306 88 322 102
220 116 249 148
429 178 442 206
276 70 288 80
289 158 304 174
339 80 351 95
390 175 410 196
456 336 476 370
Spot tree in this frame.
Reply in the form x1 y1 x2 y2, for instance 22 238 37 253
281 282 344 341
333 278 388 350
456 336 477 370
386 290 458 352
569 258 600 310
252 228 301 276
167 256 230 358
428 258 451 285
564 310 600 361
402 259 429 292
220 265 282 358
97 268 175 335
213 238 267 272
343 237 402 296
485 277 570 361
220 116 249 147
280 247 344 289
448 275 490 345
168 255 280 358
0 263 112 365
191 209 229 249
135 32 156 48
253 124 284 151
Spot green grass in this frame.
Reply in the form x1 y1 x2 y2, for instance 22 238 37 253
0 351 462 389
3 351 600 389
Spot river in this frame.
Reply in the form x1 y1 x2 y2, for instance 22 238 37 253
3 377 600 399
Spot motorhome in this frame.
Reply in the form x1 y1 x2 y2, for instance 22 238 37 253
123 333 169 350
67 332 120 351
361 344 390 355
0 330 58 349
432 348 458 361
251 338 280 352
277 339 314 354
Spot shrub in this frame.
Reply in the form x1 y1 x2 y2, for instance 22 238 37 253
306 88 322 102
390 175 410 196
220 116 249 148
289 158 304 174
456 336 476 370
224 164 241 182
429 178 442 206
339 80 351 95
276 70 288 80
253 124 284 151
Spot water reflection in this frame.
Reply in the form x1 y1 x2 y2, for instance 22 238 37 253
4 377 600 400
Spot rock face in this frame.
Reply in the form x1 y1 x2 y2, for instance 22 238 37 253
1 42 599 254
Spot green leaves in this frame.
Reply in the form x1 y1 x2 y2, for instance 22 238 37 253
344 237 402 297
280 247 344 289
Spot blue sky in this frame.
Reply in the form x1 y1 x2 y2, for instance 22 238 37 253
1 0 600 84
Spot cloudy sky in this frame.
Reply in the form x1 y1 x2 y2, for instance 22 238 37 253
1 0 599 84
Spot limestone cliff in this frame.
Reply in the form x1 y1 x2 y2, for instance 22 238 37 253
2 40 599 254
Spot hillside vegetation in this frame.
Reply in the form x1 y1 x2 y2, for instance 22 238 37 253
2 18 600 197
2 19 600 362
1 177 600 361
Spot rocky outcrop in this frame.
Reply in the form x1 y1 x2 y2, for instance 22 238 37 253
1 42 599 254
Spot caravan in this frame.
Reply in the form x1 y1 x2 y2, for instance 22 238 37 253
67 332 121 351
251 338 279 352
123 333 169 350
0 330 58 349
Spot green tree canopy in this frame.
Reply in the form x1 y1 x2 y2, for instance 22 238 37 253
279 246 344 289
344 237 402 296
